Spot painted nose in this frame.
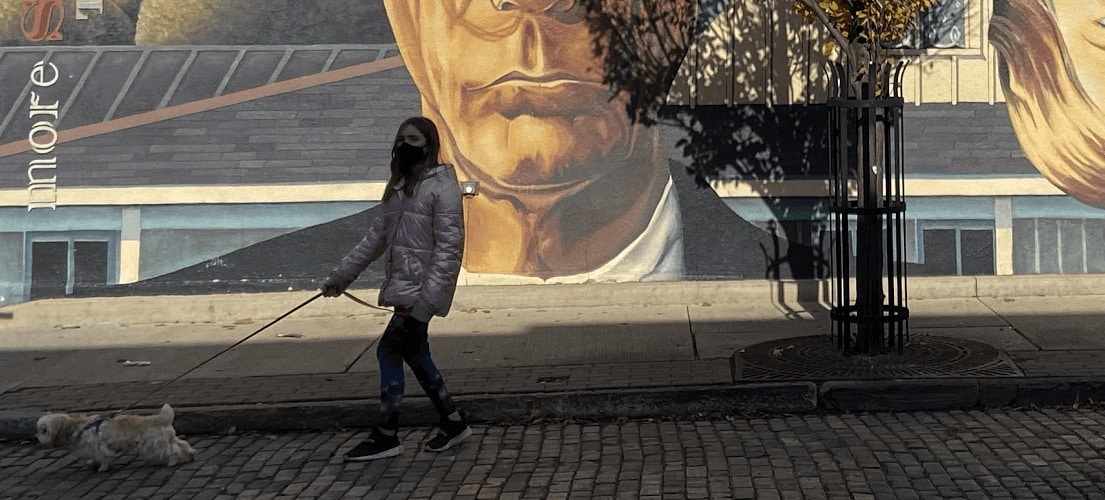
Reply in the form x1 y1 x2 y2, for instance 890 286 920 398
491 0 576 13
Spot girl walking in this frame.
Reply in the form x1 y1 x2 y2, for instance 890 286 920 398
322 116 470 461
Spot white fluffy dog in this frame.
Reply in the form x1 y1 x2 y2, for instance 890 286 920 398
36 411 97 448
70 404 196 472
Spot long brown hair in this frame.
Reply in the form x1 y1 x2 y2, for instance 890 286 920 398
383 116 442 202
991 0 1105 207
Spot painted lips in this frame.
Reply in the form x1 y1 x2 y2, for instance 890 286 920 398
468 71 613 117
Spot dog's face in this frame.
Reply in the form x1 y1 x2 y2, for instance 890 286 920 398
36 413 94 447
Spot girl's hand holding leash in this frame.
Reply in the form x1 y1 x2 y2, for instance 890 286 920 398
321 274 349 297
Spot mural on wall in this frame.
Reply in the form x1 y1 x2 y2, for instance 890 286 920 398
0 0 806 305
3 0 1105 305
990 0 1105 207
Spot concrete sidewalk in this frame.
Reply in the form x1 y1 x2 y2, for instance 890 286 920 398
2 275 1105 439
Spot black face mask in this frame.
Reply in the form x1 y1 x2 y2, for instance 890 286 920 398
395 142 428 165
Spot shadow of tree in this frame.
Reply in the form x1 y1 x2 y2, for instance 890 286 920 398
583 0 830 281
663 103 830 281
581 0 967 283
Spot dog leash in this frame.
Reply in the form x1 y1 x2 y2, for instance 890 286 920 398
342 291 393 312
121 290 391 411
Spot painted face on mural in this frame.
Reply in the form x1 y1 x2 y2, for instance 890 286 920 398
1051 0 1105 106
991 0 1105 207
382 0 633 191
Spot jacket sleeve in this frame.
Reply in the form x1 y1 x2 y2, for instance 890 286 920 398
411 180 464 321
329 209 388 287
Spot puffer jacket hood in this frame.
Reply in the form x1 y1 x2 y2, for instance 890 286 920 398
329 164 464 321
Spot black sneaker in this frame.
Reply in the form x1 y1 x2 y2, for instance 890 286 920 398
424 420 471 452
344 429 402 461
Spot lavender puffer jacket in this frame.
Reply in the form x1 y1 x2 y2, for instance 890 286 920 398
328 164 464 322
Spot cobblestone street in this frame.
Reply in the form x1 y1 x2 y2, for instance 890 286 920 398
3 408 1104 500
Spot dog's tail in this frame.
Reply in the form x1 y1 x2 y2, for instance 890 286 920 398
153 404 175 426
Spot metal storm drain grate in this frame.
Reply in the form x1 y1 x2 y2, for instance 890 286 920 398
737 334 1022 381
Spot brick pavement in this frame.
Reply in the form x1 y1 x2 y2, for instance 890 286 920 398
2 408 1104 499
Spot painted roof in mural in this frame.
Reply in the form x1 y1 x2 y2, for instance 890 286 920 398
0 45 398 140
0 45 412 187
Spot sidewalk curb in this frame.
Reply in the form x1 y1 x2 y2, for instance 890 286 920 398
0 410 44 441
821 377 1105 412
4 378 1104 440
0 383 819 439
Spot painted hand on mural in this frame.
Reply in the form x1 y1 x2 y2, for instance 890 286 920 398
991 0 1105 207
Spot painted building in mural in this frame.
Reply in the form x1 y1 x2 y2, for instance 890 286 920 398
0 0 1101 306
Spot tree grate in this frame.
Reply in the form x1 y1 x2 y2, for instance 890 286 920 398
737 334 1023 381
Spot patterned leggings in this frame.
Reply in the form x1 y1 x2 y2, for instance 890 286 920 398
375 314 457 430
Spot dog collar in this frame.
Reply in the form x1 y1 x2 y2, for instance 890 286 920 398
80 412 118 434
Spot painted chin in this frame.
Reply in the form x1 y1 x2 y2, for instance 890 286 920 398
453 115 627 188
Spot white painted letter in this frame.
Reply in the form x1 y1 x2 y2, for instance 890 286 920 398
28 158 57 184
28 184 58 211
28 121 58 154
75 0 104 20
29 92 59 119
30 61 59 87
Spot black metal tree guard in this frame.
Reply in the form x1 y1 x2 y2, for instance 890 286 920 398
827 60 910 355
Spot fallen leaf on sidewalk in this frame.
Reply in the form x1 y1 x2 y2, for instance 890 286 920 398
234 318 254 325
120 360 151 367
276 333 304 338
466 307 478 313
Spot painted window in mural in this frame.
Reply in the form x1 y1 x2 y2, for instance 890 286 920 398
913 0 967 48
886 0 966 49
27 236 112 299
